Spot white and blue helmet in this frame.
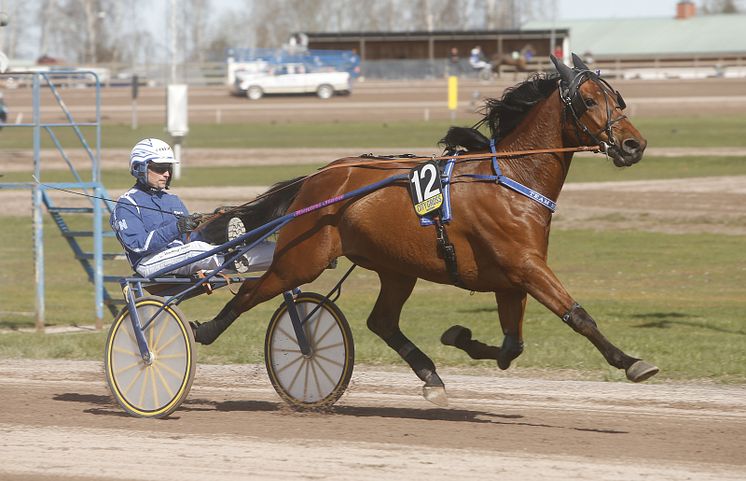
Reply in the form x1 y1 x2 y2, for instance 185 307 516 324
130 138 177 188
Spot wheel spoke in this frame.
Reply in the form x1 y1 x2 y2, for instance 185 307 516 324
303 357 310 400
285 358 306 394
312 352 345 367
112 345 139 356
157 360 186 380
150 365 159 408
314 341 345 352
273 348 302 354
157 353 191 360
309 358 323 400
153 363 175 399
313 321 337 350
138 367 150 406
156 331 182 353
276 324 298 344
152 314 170 350
273 353 303 375
311 356 338 386
114 359 142 376
122 365 145 397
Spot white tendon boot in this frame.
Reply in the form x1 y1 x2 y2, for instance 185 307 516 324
227 217 248 273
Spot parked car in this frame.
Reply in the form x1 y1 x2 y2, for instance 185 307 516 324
231 63 352 100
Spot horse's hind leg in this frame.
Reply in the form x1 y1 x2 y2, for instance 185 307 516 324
367 271 448 407
440 289 526 370
193 231 338 345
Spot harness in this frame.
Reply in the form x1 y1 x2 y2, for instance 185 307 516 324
415 153 462 286
415 143 558 287
559 69 628 153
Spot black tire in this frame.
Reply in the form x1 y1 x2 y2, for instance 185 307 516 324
104 296 196 418
265 292 354 409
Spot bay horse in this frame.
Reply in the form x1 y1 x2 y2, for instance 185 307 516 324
490 53 529 78
196 54 658 405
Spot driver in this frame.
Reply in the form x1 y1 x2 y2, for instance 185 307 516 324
110 138 273 277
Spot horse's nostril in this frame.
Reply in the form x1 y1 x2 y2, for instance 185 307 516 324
623 138 641 153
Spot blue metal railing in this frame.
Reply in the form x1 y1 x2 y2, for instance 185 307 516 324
0 70 112 329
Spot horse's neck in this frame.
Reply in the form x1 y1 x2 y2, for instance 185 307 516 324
495 94 572 203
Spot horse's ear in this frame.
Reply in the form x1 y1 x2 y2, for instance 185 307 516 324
571 53 589 71
550 54 574 85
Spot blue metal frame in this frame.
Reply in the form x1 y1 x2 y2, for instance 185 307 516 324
0 71 105 329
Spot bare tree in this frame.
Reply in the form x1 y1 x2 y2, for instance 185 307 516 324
701 0 743 13
36 0 57 59
184 0 211 62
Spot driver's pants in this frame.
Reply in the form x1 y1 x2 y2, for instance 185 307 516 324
135 240 275 277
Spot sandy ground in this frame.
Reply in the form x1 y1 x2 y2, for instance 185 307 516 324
0 359 745 481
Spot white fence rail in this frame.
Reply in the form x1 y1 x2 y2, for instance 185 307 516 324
3 55 746 88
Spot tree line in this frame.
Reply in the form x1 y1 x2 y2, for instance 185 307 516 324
0 0 742 65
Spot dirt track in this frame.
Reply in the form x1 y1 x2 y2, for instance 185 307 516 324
1 359 745 481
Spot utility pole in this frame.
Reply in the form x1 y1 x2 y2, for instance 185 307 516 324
167 0 188 180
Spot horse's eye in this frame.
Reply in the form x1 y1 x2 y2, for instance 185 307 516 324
584 98 597 108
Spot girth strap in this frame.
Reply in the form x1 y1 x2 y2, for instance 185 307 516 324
434 216 464 288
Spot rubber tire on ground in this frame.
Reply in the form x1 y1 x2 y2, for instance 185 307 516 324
104 296 196 418
316 84 334 99
265 292 354 409
247 86 263 100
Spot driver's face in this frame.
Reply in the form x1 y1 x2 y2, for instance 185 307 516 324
146 163 171 190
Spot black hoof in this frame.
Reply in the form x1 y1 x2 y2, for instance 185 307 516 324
440 325 472 348
496 353 512 371
497 336 524 371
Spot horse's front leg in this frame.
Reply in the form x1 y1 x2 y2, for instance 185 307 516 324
515 255 659 382
440 289 526 370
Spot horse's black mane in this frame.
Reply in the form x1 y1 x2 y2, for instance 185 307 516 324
440 72 560 152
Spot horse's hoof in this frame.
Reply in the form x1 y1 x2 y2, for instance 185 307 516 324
496 357 510 371
440 325 472 348
423 385 449 407
626 360 659 382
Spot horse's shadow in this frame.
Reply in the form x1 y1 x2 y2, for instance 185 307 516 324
54 392 626 433
634 311 746 335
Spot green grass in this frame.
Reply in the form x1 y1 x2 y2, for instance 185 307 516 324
633 115 746 148
1 215 744 382
1 115 746 149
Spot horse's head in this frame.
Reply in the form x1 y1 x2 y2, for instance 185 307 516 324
551 54 646 167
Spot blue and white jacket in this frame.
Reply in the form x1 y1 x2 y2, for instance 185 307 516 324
110 183 202 268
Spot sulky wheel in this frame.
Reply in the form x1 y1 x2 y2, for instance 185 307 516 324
265 292 354 409
104 296 196 418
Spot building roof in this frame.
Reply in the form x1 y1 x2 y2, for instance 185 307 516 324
524 14 746 58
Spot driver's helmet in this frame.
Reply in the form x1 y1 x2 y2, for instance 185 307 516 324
130 138 177 188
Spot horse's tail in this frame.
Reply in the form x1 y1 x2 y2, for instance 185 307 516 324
199 176 305 244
